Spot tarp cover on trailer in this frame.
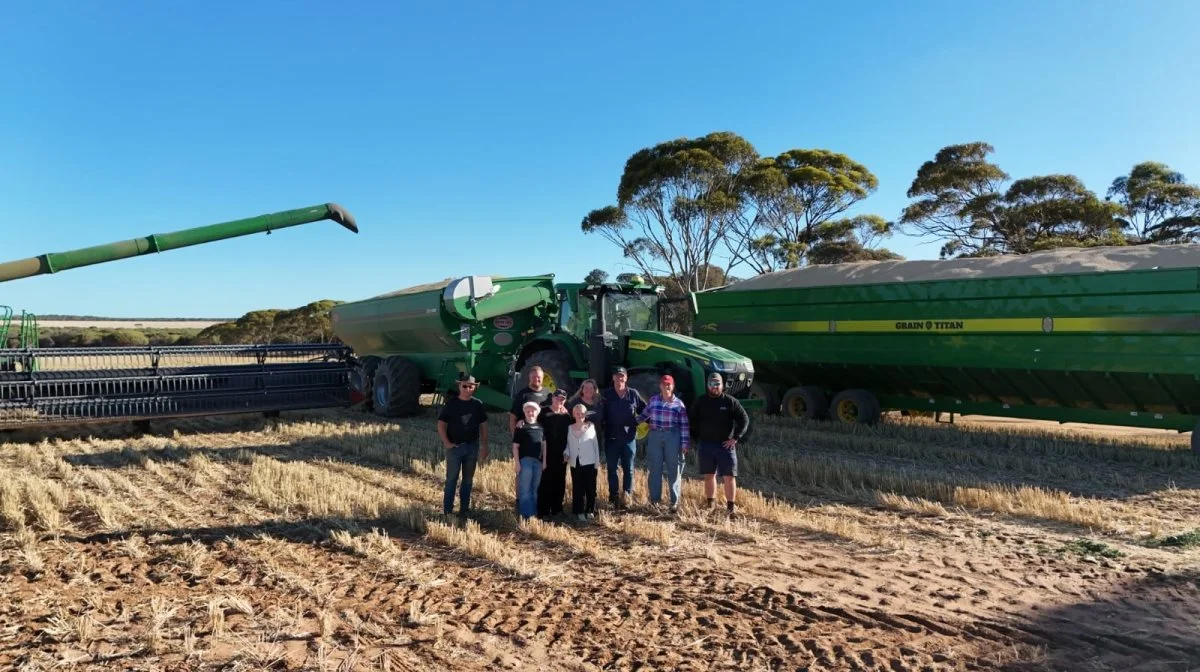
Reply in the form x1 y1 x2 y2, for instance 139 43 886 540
718 244 1200 292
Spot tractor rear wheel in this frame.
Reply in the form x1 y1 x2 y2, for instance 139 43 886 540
516 349 574 397
828 388 881 426
780 385 827 420
373 355 422 417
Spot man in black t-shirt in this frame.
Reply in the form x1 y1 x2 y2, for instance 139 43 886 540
437 376 489 518
509 365 551 434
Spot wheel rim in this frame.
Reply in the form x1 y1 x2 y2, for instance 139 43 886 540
541 371 557 393
836 399 858 423
785 395 807 417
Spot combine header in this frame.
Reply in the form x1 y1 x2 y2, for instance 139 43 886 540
1 203 359 431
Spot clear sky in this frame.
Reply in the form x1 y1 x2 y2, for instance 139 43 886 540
2 0 1197 318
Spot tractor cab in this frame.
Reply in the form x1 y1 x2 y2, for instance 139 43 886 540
556 277 662 383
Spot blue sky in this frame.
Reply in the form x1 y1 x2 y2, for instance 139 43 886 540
1 0 1197 318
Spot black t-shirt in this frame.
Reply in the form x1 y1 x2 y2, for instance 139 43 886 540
438 396 489 444
570 397 602 425
513 423 545 461
510 386 551 418
538 407 573 449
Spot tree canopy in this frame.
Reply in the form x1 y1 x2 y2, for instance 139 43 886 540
896 142 1170 258
1106 161 1200 244
583 132 899 289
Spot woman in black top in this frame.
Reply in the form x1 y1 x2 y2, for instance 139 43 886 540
537 389 573 518
568 379 604 426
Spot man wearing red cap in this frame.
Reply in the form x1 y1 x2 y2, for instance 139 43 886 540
635 373 690 512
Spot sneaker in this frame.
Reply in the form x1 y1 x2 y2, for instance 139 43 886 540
577 514 587 522
586 513 596 520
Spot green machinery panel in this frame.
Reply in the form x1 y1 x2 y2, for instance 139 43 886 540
693 247 1200 432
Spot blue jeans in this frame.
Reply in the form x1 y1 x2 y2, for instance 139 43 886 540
516 457 543 519
645 428 682 506
443 441 479 515
605 435 636 502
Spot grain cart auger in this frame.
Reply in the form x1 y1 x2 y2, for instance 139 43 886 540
0 203 360 432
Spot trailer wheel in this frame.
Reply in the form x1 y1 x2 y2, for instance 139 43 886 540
829 389 881 425
749 383 781 415
373 355 422 417
780 385 827 420
517 349 575 397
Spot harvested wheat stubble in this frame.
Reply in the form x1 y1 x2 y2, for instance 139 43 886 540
1 406 1198 671
721 243 1200 291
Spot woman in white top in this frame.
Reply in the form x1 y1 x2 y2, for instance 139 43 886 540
565 403 601 520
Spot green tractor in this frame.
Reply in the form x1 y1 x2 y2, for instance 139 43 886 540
330 273 757 418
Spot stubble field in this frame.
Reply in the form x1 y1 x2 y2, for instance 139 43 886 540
1 401 1199 671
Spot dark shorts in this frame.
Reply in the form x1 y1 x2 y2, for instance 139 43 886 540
698 440 737 477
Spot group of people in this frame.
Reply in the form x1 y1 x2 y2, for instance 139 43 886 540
435 364 750 523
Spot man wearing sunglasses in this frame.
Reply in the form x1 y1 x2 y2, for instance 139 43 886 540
688 372 749 516
437 375 490 520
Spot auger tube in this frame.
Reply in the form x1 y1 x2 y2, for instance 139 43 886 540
0 202 358 283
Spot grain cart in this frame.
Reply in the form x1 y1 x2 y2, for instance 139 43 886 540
692 244 1200 451
0 203 360 431
329 273 756 417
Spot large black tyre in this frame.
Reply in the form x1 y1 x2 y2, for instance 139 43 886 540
1191 419 1200 455
352 355 382 409
749 382 781 415
373 355 422 417
780 385 828 420
828 388 881 426
516 349 574 397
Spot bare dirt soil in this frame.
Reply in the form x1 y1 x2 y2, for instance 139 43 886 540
2 404 1198 671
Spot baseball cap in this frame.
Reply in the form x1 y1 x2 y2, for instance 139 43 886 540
660 374 674 384
612 366 628 376
459 375 478 385
707 372 723 384
553 389 568 398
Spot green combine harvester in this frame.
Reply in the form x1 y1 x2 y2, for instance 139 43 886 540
1 203 360 431
330 274 756 419
692 244 1200 451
